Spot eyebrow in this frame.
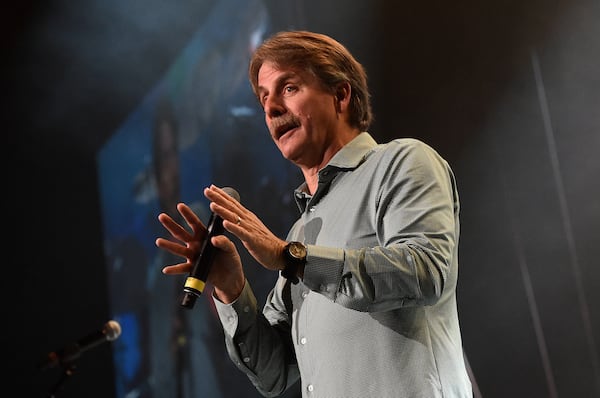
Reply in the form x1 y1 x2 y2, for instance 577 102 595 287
258 70 300 97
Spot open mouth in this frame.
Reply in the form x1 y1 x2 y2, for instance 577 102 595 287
272 117 300 139
276 123 298 139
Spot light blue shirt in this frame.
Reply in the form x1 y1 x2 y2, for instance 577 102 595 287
214 133 473 397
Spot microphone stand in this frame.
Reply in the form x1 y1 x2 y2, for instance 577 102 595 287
46 360 77 398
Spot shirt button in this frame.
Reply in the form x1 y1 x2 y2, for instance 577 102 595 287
302 291 308 298
243 306 250 313
307 384 314 392
243 357 250 363
300 337 307 345
309 206 316 212
228 316 235 323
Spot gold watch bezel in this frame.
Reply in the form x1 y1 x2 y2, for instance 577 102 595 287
287 241 307 261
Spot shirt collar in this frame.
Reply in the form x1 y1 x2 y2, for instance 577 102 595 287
293 132 378 210
326 131 378 170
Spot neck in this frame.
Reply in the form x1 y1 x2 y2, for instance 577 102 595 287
299 130 361 194
301 168 319 195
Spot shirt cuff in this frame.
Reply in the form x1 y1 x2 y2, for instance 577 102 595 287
213 280 258 338
303 245 345 300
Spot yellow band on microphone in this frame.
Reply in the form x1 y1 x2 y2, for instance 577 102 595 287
184 277 205 293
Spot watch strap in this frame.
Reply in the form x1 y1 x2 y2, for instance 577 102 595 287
282 241 306 284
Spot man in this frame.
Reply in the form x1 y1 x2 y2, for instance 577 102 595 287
156 30 473 397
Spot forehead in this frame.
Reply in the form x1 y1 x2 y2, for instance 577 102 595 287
257 61 310 87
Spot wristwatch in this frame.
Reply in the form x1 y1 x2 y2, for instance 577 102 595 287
282 241 307 284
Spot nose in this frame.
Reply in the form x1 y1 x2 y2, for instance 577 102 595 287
263 95 285 118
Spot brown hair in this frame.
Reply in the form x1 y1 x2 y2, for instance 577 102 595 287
249 30 373 131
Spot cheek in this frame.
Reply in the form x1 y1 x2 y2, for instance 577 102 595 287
302 105 330 131
306 97 335 120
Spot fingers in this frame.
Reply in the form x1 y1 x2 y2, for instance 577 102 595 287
205 185 250 231
155 191 247 294
177 203 203 233
155 237 188 255
205 185 242 213
210 234 237 253
158 213 194 242
156 203 208 274
158 203 207 243
162 263 191 275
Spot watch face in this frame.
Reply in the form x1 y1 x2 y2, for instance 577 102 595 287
289 242 307 259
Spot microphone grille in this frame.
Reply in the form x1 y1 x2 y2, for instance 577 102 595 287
222 187 240 202
104 320 122 341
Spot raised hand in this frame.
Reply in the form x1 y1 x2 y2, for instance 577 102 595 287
155 202 206 275
204 185 288 272
155 201 245 303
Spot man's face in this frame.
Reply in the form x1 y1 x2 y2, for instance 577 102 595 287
257 61 339 168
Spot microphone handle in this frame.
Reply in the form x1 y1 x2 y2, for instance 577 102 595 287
181 213 224 308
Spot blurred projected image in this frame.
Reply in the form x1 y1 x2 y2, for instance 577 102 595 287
97 1 299 396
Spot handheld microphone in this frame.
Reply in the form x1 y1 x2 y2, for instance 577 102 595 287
181 186 240 309
39 319 121 370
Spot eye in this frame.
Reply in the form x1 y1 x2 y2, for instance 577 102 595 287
260 94 268 106
283 85 297 95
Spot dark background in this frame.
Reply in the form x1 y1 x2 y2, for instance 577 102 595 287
5 0 599 397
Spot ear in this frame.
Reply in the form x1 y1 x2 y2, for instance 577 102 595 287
334 82 352 112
